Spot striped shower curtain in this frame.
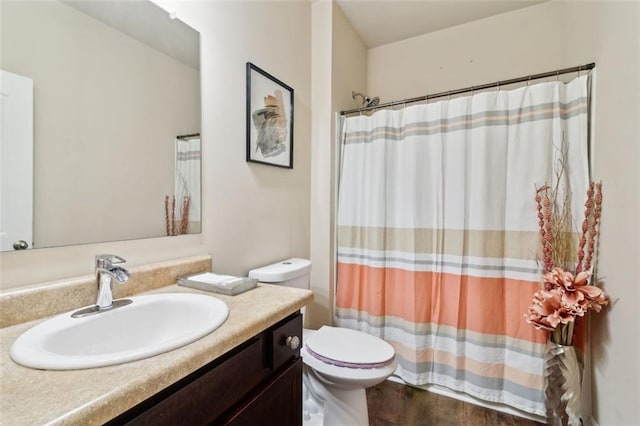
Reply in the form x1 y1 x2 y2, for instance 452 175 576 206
175 137 201 230
335 76 590 415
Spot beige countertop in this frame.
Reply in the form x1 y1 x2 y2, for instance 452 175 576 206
0 283 313 425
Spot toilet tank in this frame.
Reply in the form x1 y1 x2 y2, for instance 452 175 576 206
248 258 311 289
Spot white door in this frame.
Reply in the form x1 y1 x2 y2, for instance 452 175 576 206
0 70 34 251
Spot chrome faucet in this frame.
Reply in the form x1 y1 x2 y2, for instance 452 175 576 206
71 254 132 318
95 254 131 309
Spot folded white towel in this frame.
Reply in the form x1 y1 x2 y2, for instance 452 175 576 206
187 273 243 287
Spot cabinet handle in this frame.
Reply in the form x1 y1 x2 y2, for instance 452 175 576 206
285 335 300 350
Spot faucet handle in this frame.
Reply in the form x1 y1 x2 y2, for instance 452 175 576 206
95 254 127 268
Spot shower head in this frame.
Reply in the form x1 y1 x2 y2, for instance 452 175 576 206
365 96 380 107
352 91 380 108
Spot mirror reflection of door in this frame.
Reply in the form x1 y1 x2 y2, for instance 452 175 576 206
0 70 33 251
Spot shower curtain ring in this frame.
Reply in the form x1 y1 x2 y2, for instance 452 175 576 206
527 76 531 86
577 66 582 77
556 70 560 81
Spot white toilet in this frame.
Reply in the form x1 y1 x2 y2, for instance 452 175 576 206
249 258 397 426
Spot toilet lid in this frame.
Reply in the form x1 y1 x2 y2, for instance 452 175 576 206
305 326 395 368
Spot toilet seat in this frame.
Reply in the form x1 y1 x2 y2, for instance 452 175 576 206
301 346 397 388
305 326 395 369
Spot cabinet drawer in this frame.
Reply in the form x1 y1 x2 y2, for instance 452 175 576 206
113 336 269 426
271 313 302 372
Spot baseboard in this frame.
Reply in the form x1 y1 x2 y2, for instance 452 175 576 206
386 375 546 424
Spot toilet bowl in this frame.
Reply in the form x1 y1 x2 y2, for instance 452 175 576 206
249 259 397 426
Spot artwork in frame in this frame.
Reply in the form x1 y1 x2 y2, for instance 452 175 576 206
246 62 294 169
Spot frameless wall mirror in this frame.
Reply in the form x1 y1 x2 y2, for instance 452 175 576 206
0 0 201 252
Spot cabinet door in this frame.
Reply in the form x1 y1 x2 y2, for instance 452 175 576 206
112 338 268 426
224 358 302 426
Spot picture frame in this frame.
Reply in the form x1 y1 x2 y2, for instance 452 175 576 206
246 62 294 169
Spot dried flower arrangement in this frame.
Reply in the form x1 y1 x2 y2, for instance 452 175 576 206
524 155 608 346
164 195 191 236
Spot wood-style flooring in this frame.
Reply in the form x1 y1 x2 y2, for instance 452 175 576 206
366 381 543 426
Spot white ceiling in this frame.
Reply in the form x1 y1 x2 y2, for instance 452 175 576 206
335 0 546 48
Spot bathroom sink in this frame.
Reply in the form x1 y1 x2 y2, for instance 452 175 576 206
10 293 229 370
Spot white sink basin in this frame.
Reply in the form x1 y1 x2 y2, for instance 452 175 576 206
10 293 229 370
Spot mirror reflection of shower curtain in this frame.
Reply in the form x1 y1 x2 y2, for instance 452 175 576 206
175 137 201 233
335 76 591 417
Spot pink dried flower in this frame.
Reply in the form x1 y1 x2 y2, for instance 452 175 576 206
576 183 594 274
589 292 608 312
171 196 176 236
535 185 552 271
542 190 553 273
180 196 190 235
525 266 608 342
584 183 603 272
164 195 171 236
527 158 607 344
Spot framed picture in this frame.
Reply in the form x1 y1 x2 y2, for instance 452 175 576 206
246 62 294 169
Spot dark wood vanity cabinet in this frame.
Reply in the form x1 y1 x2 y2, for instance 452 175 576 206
225 359 302 425
107 312 303 426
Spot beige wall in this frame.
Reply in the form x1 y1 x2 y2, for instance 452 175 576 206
308 1 367 329
309 0 334 328
332 5 368 113
367 1 640 424
0 0 311 289
1 1 199 248
183 0 312 278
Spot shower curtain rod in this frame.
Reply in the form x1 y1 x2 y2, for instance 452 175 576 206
340 62 595 116
177 133 200 140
